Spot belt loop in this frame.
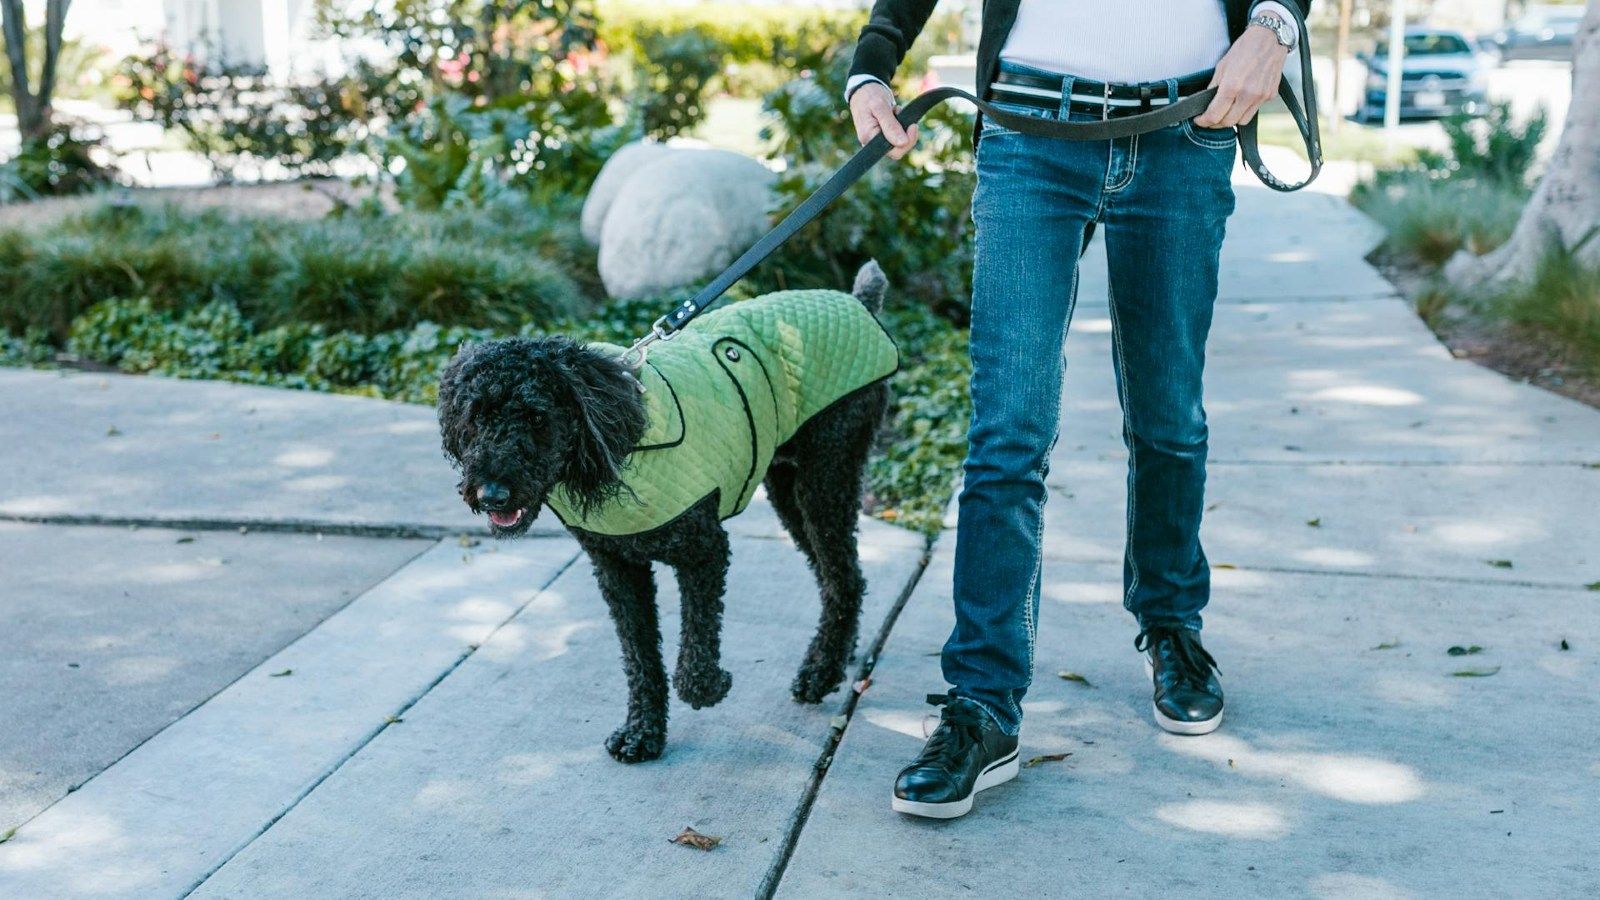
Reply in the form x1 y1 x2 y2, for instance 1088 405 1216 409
1139 83 1153 111
1058 75 1074 118
1102 80 1111 121
1166 78 1179 104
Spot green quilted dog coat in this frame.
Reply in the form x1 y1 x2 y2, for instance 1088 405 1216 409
545 289 899 535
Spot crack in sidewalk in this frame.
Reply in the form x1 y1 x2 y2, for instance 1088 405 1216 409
757 548 933 900
1040 551 1593 593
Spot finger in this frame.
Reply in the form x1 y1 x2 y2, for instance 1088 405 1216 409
1194 93 1236 129
1221 100 1259 127
873 104 910 146
888 123 918 160
854 114 879 146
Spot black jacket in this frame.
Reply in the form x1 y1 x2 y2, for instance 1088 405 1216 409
850 0 1313 94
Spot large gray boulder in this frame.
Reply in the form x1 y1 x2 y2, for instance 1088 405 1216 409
580 140 678 245
596 148 776 300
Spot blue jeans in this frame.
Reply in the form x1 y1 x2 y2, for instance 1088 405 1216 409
946 65 1237 735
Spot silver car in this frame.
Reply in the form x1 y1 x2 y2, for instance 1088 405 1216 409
1358 28 1490 122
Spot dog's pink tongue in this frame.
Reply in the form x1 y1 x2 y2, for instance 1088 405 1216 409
489 509 523 528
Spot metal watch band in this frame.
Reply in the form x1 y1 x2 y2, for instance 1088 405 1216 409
1250 13 1295 49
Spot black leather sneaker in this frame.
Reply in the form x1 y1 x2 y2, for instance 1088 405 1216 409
891 693 1020 819
1137 625 1224 735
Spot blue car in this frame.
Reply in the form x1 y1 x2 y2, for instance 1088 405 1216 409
1359 27 1490 122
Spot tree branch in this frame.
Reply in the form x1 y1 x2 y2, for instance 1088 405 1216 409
38 0 73 119
1 0 32 110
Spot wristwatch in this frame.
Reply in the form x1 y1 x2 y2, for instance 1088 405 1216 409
1250 13 1296 50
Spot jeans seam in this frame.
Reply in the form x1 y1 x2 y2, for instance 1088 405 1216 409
1106 279 1142 612
1182 120 1237 151
1105 134 1140 194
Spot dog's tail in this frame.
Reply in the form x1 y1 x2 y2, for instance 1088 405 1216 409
851 260 888 313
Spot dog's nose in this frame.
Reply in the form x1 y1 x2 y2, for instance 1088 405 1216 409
477 482 512 510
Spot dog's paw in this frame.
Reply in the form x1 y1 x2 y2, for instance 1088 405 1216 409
605 721 666 763
790 660 847 705
675 667 733 710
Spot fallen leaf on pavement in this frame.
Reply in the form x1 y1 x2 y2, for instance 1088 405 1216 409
1486 559 1514 569
829 715 847 731
853 677 871 694
106 426 121 437
1305 518 1321 528
1024 753 1072 768
176 536 196 544
1560 639 1571 651
1447 645 1484 656
269 669 293 677
0 828 14 844
1585 581 1600 592
670 827 721 851
1451 667 1500 677
1214 563 1237 570
457 535 480 548
384 714 404 724
1057 671 1093 687
1372 640 1401 650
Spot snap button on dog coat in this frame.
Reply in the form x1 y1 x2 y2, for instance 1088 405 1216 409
544 289 899 536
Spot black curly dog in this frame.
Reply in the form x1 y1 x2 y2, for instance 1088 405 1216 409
437 263 891 762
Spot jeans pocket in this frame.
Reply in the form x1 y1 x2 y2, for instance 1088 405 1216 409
1182 119 1237 150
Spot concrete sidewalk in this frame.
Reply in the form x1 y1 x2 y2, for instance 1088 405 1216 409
2 152 1598 898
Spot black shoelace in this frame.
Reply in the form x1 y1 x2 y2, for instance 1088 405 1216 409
914 693 987 769
1135 626 1220 687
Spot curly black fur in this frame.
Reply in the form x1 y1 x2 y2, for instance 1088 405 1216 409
438 262 892 763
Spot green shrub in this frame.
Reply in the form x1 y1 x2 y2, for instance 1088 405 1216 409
1352 172 1528 265
1491 240 1600 373
386 83 626 209
0 122 115 200
0 199 594 338
0 327 52 367
115 44 405 181
1419 101 1548 189
629 26 724 139
597 2 864 74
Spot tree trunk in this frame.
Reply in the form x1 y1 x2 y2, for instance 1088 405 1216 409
1 0 72 140
1446 0 1600 290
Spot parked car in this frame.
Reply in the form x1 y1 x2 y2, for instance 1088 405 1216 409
1358 28 1489 122
1490 7 1584 62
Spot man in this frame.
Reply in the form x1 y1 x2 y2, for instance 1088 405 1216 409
845 0 1310 819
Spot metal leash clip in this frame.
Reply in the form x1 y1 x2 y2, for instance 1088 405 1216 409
617 314 683 388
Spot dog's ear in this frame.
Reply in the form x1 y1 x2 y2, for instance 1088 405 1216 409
436 343 481 464
555 342 648 515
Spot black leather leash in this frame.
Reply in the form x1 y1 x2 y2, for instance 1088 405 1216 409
621 23 1320 365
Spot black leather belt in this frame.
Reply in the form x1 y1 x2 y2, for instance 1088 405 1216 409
990 69 1215 120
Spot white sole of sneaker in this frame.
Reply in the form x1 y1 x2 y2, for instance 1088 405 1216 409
890 749 1021 819
1143 656 1223 736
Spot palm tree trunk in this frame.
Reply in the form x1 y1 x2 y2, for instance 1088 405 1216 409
1446 0 1600 290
